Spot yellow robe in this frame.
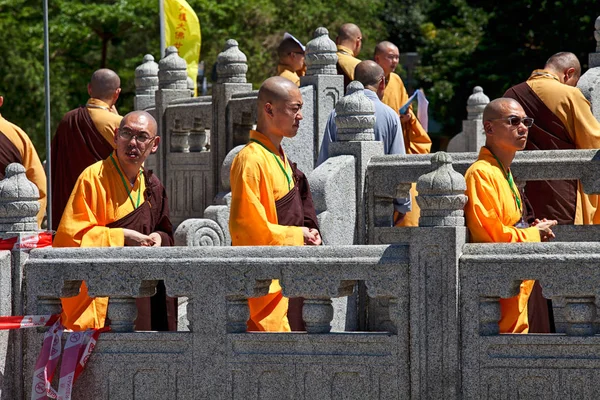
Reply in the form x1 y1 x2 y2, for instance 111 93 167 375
0 114 47 227
526 70 600 225
336 45 361 82
382 72 432 227
465 147 541 333
229 130 304 332
86 98 122 145
54 152 147 330
277 64 301 86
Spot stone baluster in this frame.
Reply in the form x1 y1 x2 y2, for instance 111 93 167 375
447 86 489 153
226 296 249 333
564 296 596 336
302 27 344 165
187 76 195 96
189 117 208 152
107 297 138 332
170 118 190 153
303 298 334 333
592 16 600 66
212 40 252 193
0 163 40 234
578 16 600 122
150 46 191 180
479 296 501 336
134 54 159 110
416 152 468 227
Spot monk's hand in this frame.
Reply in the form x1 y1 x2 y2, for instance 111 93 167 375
399 112 412 123
301 227 317 245
148 232 162 247
536 220 558 242
306 228 322 246
123 228 156 247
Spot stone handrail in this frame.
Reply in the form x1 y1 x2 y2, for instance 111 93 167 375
460 242 600 398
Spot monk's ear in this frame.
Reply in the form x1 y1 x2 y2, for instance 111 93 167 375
150 136 160 153
265 102 274 118
0 96 3 108
87 83 93 97
113 127 120 144
483 122 492 134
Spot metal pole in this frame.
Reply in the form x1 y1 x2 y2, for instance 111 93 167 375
159 0 165 58
43 0 52 230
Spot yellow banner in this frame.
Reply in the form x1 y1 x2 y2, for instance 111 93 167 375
164 0 201 95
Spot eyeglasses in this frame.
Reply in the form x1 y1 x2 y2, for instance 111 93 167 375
118 130 155 144
490 116 534 128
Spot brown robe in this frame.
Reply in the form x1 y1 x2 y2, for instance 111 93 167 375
0 132 22 178
51 107 114 231
504 82 577 225
275 163 320 331
106 170 177 331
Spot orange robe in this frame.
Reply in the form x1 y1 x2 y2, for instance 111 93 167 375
526 70 600 225
382 72 432 227
54 152 147 330
465 147 541 333
336 45 361 85
229 130 304 332
0 114 47 226
277 64 301 86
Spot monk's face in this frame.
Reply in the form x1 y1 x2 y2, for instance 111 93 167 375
485 102 530 152
114 114 160 169
268 87 303 138
375 46 399 77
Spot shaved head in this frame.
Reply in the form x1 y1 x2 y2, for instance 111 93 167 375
337 23 362 42
355 60 384 88
545 52 581 76
119 110 157 137
258 76 299 108
89 69 120 101
374 41 398 57
256 76 303 140
483 98 523 121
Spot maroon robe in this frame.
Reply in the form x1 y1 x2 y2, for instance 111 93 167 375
274 162 320 331
504 82 577 225
106 170 177 331
51 107 113 231
0 132 22 178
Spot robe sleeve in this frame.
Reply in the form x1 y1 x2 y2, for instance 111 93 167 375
54 173 124 248
404 109 432 155
230 153 304 246
465 169 540 243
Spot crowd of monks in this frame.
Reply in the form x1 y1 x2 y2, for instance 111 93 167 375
0 23 599 335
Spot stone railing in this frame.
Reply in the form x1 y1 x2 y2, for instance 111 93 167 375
460 242 600 399
22 245 411 399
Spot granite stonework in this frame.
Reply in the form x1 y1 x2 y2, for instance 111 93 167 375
23 245 410 399
446 86 489 153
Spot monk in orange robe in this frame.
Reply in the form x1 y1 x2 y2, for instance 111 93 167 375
464 98 557 333
0 95 47 227
374 41 432 227
335 23 362 89
276 34 305 87
51 69 122 231
54 111 174 331
229 77 321 331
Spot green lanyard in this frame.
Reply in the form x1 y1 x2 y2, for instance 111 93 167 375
489 149 522 212
250 139 292 190
110 153 142 209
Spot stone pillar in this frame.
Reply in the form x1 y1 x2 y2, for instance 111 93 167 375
134 54 159 111
150 46 191 180
408 152 467 399
212 40 252 194
301 27 344 165
447 86 489 152
578 16 600 121
329 81 382 245
0 163 42 400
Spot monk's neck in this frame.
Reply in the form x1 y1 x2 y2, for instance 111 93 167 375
256 128 284 157
488 146 515 173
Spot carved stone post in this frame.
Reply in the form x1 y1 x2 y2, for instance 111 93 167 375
134 54 159 111
408 152 467 399
447 86 489 152
226 297 249 333
479 296 501 336
107 297 138 332
564 296 596 336
0 163 41 400
578 16 600 121
150 46 190 180
212 40 252 194
300 27 344 167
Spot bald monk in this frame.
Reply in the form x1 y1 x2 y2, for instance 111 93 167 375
229 77 321 331
374 41 432 227
55 111 175 332
277 35 305 86
336 23 363 89
465 98 557 333
51 68 123 231
505 52 600 225
0 96 46 226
